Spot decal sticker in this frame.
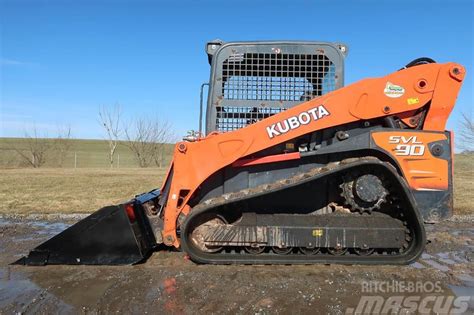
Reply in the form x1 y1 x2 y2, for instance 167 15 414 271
407 97 420 105
312 229 323 237
384 82 405 98
388 135 425 156
266 105 330 139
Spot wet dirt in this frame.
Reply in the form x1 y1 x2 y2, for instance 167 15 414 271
0 216 473 314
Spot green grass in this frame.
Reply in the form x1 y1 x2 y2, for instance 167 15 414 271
453 154 474 215
0 137 174 168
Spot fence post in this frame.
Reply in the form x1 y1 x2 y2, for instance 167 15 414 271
117 153 120 168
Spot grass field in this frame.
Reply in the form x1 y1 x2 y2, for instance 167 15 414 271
0 138 174 168
0 137 472 215
453 154 473 215
0 137 173 214
0 168 168 214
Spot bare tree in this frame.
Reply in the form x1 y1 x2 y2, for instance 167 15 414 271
14 127 50 168
125 117 174 168
458 112 474 152
54 125 74 167
152 120 175 168
99 105 122 168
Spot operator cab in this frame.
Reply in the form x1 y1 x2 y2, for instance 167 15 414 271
203 40 348 134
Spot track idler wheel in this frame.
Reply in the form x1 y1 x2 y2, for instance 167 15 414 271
272 246 292 255
328 246 348 256
354 248 375 256
299 247 321 255
190 215 227 253
245 246 266 254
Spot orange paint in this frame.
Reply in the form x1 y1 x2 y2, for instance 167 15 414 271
372 131 448 190
160 62 465 247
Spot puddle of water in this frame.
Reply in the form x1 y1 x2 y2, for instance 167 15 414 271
0 218 70 236
0 278 39 305
409 262 425 269
455 274 474 287
436 251 470 264
0 265 120 312
421 259 451 272
434 252 458 265
451 229 474 237
8 237 37 245
27 221 70 235
0 267 74 313
0 218 71 265
437 252 451 259
439 258 457 265
452 252 470 264
421 253 434 260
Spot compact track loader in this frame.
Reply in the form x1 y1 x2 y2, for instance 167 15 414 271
16 40 465 266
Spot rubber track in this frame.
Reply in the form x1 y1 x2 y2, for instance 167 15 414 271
181 157 426 265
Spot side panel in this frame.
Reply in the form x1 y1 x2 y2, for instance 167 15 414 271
372 130 453 222
195 128 455 223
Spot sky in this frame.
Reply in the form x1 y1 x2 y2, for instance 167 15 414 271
0 0 473 143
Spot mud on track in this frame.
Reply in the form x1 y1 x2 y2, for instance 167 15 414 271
0 216 473 314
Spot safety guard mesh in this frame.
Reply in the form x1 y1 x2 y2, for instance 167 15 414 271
216 52 336 131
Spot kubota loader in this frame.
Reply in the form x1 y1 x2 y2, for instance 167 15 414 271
15 40 465 266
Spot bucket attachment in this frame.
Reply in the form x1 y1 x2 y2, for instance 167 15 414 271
13 194 160 266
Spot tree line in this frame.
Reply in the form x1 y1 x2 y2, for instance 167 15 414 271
8 108 474 168
12 126 73 168
99 105 175 168
11 105 175 168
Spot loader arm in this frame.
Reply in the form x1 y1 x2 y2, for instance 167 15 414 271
162 62 465 247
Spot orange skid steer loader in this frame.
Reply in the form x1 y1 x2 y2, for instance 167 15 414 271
15 40 465 265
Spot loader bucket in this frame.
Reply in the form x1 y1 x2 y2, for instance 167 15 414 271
13 202 157 266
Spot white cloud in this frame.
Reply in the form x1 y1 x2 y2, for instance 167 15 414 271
0 58 37 67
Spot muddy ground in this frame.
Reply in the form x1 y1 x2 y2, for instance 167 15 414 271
0 216 472 314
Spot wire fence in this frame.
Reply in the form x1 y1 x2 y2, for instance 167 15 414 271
0 139 174 169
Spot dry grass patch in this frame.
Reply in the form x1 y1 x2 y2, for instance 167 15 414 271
0 168 166 214
0 155 472 215
453 154 473 215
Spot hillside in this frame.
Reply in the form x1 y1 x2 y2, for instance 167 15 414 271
0 137 471 214
0 138 174 168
